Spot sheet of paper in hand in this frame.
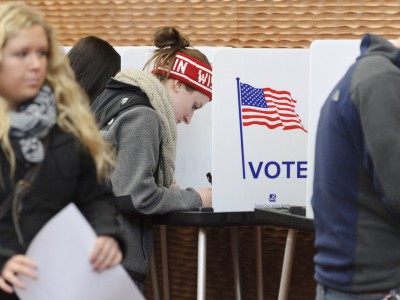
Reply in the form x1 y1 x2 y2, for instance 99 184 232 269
15 203 143 300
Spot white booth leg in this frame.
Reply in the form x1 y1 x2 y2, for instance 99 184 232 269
278 229 298 300
256 226 264 300
197 228 207 300
230 227 242 300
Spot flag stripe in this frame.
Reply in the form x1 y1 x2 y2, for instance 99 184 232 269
243 115 304 126
265 94 296 104
242 107 301 120
243 120 284 129
240 82 307 132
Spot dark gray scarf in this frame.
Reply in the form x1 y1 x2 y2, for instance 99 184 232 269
9 85 56 163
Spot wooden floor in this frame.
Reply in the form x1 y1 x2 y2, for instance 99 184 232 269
144 225 316 300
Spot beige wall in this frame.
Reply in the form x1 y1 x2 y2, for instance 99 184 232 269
24 0 400 48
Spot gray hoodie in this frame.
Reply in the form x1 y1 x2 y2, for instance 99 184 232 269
92 71 202 281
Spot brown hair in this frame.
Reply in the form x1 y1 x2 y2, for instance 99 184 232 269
68 36 121 104
144 26 211 83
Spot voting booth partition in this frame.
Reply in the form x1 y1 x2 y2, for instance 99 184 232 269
210 42 364 215
212 48 310 212
64 42 363 216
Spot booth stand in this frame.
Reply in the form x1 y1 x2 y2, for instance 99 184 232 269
149 208 314 300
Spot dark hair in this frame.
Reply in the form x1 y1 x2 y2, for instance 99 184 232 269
144 26 211 82
68 36 121 104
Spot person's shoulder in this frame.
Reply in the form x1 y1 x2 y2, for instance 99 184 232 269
115 104 159 124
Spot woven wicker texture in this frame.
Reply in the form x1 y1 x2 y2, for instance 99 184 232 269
23 0 400 48
146 225 316 300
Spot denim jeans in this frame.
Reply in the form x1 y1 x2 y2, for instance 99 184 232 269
316 283 400 300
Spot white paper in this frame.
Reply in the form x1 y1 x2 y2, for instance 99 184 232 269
15 203 144 300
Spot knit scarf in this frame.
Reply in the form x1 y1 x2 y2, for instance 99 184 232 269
9 85 56 163
114 69 177 187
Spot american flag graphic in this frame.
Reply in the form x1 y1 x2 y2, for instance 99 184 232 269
239 82 307 132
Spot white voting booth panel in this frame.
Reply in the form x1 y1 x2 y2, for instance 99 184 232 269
174 47 231 189
306 39 361 218
121 46 154 70
63 46 72 53
212 48 310 212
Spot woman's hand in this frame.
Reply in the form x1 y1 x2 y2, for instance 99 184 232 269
0 255 37 293
170 179 180 190
90 236 122 272
197 187 212 208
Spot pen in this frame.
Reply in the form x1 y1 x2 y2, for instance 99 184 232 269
206 172 212 185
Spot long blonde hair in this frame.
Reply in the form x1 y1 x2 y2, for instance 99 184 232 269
0 2 114 182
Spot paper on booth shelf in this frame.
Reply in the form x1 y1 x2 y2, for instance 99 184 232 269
15 203 144 300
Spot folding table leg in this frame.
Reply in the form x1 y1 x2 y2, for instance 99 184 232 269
160 225 170 300
278 229 298 300
230 227 242 300
150 250 160 300
256 226 264 300
197 228 207 300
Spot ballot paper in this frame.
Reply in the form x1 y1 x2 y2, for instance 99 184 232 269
15 203 144 300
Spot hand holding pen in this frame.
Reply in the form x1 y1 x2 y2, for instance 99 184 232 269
194 172 212 208
206 172 212 185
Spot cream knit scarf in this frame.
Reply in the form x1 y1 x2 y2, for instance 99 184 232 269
114 69 177 187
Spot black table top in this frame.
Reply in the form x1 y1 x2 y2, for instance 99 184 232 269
254 207 314 232
151 207 314 232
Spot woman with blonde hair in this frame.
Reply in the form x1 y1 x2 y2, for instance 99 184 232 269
91 26 213 292
0 3 124 299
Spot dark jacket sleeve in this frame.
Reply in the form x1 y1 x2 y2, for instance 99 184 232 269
354 71 400 214
73 147 126 257
0 246 17 274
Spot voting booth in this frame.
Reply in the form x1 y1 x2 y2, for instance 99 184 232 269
66 44 311 211
212 48 310 212
64 41 369 216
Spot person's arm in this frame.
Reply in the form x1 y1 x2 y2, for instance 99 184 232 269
107 107 202 216
355 71 400 213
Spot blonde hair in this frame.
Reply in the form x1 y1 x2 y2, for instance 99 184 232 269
144 26 211 84
0 2 114 183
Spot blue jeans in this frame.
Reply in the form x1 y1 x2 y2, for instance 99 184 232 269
316 283 399 300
